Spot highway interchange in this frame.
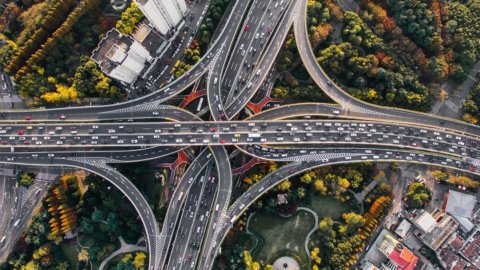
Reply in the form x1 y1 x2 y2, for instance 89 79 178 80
1 0 480 269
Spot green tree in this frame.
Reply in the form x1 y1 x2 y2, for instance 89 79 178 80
405 183 430 208
18 171 34 187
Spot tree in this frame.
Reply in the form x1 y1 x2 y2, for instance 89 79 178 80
310 247 322 265
22 261 39 270
78 249 89 262
314 179 327 195
133 252 146 269
431 170 448 182
116 2 144 35
272 87 289 98
405 183 430 208
340 212 365 234
41 84 78 104
344 169 363 189
297 187 306 199
277 179 291 191
18 171 34 187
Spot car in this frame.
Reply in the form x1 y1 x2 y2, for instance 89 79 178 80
56 141 63 145
59 114 66 119
17 130 24 135
220 139 226 143
152 111 159 115
24 115 32 120
244 24 250 31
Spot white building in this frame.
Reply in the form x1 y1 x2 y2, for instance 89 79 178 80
134 0 188 35
92 29 153 84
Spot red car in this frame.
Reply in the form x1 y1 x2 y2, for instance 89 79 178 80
24 115 32 120
210 127 216 132
244 25 250 31
17 130 24 135
220 139 226 144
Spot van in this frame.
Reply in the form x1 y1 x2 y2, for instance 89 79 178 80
256 69 261 76
196 227 200 233
247 82 253 88
332 110 340 115
213 77 218 85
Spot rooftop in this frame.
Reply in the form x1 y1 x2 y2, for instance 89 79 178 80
92 29 133 74
445 190 477 219
412 210 436 233
395 219 412 239
409 209 459 250
132 23 166 55
461 229 480 269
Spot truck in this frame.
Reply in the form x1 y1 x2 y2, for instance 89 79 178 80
248 133 261 138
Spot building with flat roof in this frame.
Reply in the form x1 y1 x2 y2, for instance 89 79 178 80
395 219 412 239
409 209 458 250
361 229 421 270
91 29 153 84
134 0 187 35
132 23 167 55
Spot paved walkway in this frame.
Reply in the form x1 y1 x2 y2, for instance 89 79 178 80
245 208 319 260
297 207 319 259
98 237 146 270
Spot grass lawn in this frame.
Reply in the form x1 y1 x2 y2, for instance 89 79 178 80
60 240 78 270
248 210 315 264
307 191 351 221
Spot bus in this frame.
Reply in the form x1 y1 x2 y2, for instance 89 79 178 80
196 98 204 112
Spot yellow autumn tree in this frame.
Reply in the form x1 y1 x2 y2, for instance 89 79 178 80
311 247 322 264
41 84 79 104
133 252 146 269
314 179 327 195
277 179 291 191
78 249 89 262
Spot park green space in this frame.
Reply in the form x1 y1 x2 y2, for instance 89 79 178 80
307 191 352 220
248 210 315 264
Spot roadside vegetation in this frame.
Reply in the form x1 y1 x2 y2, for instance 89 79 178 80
2 174 144 270
0 0 123 106
214 162 393 270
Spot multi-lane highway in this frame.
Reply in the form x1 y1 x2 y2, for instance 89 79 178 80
1 0 480 269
